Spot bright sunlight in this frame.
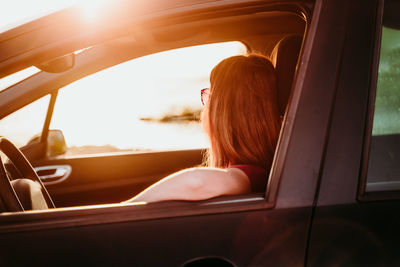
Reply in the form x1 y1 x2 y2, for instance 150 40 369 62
0 0 112 33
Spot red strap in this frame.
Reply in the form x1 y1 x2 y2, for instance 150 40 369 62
229 164 267 192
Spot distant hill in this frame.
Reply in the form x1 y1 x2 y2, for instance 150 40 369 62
140 107 201 123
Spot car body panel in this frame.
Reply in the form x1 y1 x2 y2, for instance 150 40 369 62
1 206 311 266
308 0 400 266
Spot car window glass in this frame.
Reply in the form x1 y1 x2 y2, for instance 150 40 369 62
50 42 247 155
0 95 50 148
366 18 400 192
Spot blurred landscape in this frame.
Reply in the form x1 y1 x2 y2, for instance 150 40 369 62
66 108 202 155
140 107 201 123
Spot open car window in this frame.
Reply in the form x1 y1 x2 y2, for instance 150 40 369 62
0 0 307 215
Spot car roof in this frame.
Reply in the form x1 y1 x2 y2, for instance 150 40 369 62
0 0 310 79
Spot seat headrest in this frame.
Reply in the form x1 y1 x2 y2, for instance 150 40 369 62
270 35 303 115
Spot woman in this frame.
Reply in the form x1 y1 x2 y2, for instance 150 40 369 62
125 54 281 203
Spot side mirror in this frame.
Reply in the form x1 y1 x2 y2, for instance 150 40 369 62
26 129 67 158
47 130 67 157
22 130 67 161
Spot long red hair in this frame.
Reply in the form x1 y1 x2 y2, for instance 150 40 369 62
206 54 281 169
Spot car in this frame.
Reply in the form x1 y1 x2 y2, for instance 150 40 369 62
0 0 399 266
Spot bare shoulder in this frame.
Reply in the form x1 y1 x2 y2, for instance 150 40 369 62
182 166 248 180
184 166 251 194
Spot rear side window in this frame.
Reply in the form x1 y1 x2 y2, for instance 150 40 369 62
366 1 400 193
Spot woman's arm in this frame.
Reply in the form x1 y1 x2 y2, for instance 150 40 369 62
124 167 251 203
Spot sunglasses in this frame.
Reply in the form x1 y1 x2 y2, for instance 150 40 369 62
201 88 210 105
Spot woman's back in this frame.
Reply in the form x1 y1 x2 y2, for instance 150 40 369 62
126 54 280 203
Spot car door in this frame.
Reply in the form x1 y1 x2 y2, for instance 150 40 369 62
0 0 353 266
307 0 400 265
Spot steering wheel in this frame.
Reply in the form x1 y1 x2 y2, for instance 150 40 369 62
0 137 55 211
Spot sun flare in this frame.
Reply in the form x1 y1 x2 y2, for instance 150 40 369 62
79 0 112 23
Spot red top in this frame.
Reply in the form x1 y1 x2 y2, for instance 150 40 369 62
229 164 268 192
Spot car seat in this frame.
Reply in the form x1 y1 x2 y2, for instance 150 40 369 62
270 35 303 116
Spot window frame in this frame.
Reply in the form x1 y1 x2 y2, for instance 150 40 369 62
358 0 400 201
0 3 311 233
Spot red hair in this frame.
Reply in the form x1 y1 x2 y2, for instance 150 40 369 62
206 54 281 169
